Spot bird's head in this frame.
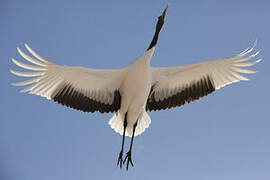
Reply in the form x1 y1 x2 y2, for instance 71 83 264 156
147 4 169 51
156 4 169 30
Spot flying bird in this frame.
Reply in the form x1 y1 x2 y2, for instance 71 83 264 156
10 4 261 170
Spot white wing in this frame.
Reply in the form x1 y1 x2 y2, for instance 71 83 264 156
147 41 261 111
10 44 126 113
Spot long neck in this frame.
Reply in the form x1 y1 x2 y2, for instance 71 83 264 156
146 4 168 51
147 20 163 51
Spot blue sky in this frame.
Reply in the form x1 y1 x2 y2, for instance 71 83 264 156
1 0 270 179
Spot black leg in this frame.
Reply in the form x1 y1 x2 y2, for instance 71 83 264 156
117 113 127 169
124 122 137 171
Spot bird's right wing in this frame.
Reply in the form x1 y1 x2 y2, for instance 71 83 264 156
147 41 261 111
10 44 127 113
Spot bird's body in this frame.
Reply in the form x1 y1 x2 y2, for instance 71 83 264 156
118 48 154 135
10 4 261 170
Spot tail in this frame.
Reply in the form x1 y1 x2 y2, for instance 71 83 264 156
108 111 151 137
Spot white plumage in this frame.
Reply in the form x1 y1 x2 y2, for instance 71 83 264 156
10 4 261 170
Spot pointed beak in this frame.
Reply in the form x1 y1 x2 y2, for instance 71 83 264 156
161 4 169 21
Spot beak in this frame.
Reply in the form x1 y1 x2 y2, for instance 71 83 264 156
161 4 169 20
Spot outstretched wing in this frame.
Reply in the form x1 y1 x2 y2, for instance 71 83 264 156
147 41 261 111
10 44 126 113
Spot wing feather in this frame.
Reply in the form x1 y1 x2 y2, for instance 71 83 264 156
17 47 47 67
12 58 46 71
11 77 41 86
10 69 45 77
24 43 49 63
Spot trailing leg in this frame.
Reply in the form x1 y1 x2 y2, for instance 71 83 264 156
117 113 127 169
124 122 137 171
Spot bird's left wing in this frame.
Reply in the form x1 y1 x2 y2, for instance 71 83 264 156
10 44 126 113
147 41 261 111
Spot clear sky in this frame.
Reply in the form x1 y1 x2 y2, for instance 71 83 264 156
1 0 270 179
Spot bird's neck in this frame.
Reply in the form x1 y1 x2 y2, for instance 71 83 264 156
147 18 164 51
147 30 161 50
145 47 155 66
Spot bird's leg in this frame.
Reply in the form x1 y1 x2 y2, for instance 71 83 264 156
123 122 137 171
117 114 127 169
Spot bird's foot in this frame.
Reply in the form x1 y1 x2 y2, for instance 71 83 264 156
117 150 124 169
123 150 134 170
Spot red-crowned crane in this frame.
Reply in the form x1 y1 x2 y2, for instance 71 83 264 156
10 4 261 170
